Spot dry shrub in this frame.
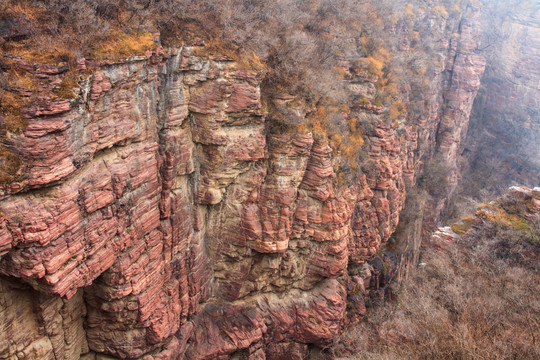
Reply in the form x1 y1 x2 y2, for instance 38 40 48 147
54 69 79 99
1 66 37 91
355 57 385 77
420 159 451 197
90 31 157 61
0 89 29 133
388 100 406 121
331 191 540 359
0 146 22 185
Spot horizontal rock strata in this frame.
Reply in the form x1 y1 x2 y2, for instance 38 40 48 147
0 7 495 356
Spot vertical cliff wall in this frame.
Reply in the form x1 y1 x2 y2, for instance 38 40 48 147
393 5 486 264
453 3 540 212
0 45 417 359
430 6 486 219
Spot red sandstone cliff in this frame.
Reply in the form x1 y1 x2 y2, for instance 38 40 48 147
0 45 416 359
0 3 536 359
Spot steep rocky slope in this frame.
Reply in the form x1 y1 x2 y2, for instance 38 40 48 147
0 2 537 360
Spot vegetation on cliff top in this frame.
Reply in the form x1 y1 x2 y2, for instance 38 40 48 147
0 0 475 183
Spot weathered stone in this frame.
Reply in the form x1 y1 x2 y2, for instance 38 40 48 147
0 4 522 356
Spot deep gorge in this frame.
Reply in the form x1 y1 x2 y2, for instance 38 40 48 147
0 1 538 359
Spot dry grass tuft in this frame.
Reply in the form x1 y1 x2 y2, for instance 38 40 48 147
192 39 267 72
54 70 79 99
0 146 22 186
0 89 29 133
90 31 157 61
451 215 478 235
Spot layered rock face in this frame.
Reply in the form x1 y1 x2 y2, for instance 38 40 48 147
0 4 534 360
0 44 416 359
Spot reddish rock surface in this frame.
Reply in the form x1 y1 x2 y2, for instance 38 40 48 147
0 5 506 355
0 46 409 359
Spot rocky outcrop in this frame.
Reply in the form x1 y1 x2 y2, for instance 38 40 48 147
0 277 88 359
0 44 417 359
